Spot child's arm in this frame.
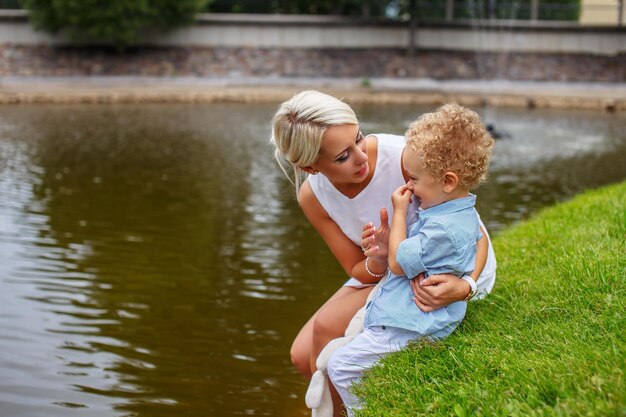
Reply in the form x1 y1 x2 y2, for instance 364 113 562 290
388 184 413 276
411 220 489 311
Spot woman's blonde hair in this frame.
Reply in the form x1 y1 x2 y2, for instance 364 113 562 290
270 90 358 194
405 103 494 190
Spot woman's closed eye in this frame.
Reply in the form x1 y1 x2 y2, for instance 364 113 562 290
335 152 349 163
335 131 365 163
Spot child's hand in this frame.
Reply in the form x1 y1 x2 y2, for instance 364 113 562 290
360 208 390 260
391 184 412 211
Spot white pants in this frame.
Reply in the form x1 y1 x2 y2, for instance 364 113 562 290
327 326 419 416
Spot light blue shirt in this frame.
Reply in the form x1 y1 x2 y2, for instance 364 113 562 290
364 194 482 338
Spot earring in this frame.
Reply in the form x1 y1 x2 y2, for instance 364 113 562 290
312 170 319 175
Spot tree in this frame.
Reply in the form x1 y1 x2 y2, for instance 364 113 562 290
21 0 211 50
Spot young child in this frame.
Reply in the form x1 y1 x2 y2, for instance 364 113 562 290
327 103 495 416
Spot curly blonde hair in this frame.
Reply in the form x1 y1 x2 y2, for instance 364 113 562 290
405 103 494 190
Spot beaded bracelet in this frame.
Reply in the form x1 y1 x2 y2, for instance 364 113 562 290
365 257 388 278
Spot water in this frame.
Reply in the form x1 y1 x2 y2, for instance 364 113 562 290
0 102 624 417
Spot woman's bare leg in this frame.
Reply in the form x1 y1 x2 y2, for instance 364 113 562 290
330 378 346 417
290 314 318 379
290 286 368 379
310 286 374 374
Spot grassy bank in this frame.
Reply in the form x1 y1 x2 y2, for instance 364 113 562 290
354 181 626 416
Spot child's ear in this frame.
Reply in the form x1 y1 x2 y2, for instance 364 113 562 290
442 171 459 193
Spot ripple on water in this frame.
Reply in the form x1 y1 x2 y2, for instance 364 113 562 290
52 402 89 409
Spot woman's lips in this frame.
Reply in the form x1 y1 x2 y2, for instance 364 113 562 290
356 164 368 177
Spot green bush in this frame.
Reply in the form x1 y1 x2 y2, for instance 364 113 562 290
21 0 210 50
0 0 22 9
539 0 580 20
207 0 388 16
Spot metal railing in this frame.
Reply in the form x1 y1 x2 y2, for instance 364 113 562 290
416 0 622 25
2 1 623 26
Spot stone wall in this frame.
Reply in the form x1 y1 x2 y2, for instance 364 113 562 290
1 44 624 82
0 11 624 83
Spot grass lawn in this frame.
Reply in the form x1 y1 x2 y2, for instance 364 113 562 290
354 181 625 416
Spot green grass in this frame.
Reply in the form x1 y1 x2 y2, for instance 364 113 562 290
354 181 626 417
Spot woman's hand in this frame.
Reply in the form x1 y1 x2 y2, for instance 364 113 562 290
360 208 390 260
409 273 471 312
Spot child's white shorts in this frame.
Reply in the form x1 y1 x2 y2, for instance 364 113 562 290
327 325 418 416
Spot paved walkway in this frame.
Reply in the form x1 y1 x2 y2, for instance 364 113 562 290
1 76 624 110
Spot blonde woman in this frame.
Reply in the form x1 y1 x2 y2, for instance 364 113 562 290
270 91 496 393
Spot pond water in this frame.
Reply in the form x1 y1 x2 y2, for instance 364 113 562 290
0 102 624 417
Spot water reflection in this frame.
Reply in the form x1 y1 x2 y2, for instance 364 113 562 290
0 103 624 417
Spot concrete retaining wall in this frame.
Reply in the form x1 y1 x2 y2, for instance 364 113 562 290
1 11 624 55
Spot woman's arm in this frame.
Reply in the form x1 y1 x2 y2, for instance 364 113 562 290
298 181 387 284
469 225 489 281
